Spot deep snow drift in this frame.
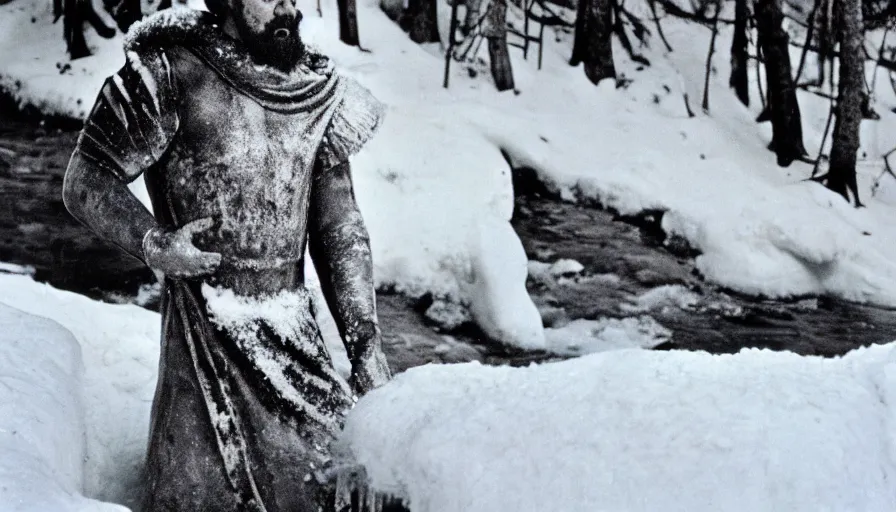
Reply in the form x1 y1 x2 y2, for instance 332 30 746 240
0 303 128 512
340 343 896 512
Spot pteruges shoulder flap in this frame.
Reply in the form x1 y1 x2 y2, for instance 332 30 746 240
316 76 387 171
75 44 180 183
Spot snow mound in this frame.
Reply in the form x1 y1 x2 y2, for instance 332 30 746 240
0 303 129 512
0 274 160 509
0 272 350 510
340 343 896 512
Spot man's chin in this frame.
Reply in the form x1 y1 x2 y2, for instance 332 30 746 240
235 20 305 71
248 39 305 71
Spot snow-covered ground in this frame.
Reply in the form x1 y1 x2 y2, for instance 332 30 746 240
340 342 896 511
0 303 128 512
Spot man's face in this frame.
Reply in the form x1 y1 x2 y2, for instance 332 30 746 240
229 0 305 71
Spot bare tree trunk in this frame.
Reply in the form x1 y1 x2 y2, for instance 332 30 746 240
729 0 750 106
403 0 441 43
484 0 514 91
337 0 361 46
815 0 835 86
570 0 616 85
380 0 404 20
62 0 117 59
110 0 142 32
793 0 821 85
463 0 485 35
824 0 864 205
702 0 721 112
755 0 807 166
63 0 91 59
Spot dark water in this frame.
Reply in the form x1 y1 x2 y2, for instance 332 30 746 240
2 115 895 369
512 192 896 357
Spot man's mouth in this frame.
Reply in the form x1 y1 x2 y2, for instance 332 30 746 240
274 28 290 38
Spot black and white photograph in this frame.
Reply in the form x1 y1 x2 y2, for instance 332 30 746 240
1 0 896 509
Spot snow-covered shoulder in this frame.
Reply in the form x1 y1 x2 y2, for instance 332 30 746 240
339 343 896 512
0 302 128 512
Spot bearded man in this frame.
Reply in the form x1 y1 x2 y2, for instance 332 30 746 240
62 0 392 509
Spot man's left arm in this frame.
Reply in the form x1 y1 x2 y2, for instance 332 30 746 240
308 159 391 397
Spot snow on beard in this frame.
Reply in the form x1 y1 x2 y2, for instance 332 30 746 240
232 0 305 72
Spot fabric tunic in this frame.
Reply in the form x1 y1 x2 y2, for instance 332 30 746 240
72 8 385 511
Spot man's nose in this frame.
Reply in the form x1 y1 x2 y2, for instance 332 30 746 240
275 0 299 19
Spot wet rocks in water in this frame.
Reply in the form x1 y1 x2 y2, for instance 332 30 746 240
527 261 553 286
544 316 672 356
16 222 46 236
432 336 486 363
549 258 585 277
620 285 700 314
663 234 699 258
528 258 586 287
424 299 472 331
383 332 486 370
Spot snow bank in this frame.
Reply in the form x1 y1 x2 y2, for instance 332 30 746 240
0 274 160 509
0 0 122 119
0 272 348 510
346 107 545 348
340 343 896 512
621 284 700 313
0 303 128 512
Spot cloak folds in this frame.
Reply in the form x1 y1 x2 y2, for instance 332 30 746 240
72 8 387 511
148 279 354 511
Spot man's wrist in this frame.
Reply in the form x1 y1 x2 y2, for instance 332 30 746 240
345 319 381 364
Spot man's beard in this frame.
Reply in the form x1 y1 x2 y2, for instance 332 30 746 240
233 10 305 72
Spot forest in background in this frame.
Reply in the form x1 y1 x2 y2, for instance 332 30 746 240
48 0 896 209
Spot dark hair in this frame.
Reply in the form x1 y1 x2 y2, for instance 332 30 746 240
205 0 228 19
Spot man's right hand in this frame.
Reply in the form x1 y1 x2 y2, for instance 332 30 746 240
143 217 222 279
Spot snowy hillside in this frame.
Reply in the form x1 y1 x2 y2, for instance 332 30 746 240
0 302 129 512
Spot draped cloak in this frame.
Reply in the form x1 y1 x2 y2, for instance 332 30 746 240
71 8 386 511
